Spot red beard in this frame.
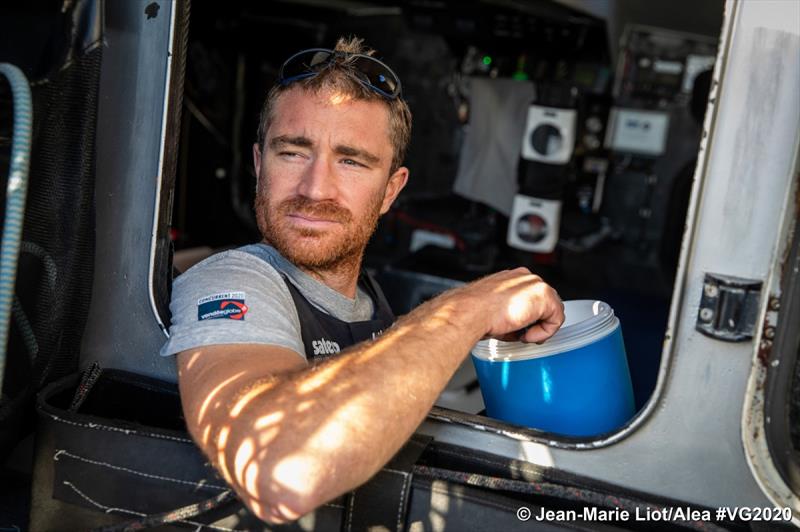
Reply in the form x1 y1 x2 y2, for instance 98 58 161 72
255 192 383 274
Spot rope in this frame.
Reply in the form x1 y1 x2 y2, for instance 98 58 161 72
90 490 236 532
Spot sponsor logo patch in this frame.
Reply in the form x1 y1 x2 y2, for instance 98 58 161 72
197 292 248 321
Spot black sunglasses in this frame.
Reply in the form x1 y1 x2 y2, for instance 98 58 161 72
278 48 402 100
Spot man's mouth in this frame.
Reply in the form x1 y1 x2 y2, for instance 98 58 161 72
286 212 343 228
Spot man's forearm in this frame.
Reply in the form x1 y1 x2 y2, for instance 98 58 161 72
203 287 487 522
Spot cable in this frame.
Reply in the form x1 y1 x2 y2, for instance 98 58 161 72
0 63 33 401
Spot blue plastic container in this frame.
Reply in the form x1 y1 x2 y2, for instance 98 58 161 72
471 300 635 437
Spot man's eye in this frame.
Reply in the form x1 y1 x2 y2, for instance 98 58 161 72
342 159 365 167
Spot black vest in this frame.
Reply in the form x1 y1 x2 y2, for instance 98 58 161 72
282 272 395 362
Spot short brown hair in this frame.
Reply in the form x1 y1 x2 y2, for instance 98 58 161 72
256 36 412 173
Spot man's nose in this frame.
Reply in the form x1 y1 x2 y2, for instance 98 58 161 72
296 154 337 201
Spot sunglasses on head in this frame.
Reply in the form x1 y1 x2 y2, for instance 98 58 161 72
278 48 402 100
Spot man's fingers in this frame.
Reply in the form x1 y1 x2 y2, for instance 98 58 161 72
521 303 564 344
522 321 557 344
495 331 525 342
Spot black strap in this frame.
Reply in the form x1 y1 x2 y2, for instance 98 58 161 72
344 434 432 532
359 270 394 321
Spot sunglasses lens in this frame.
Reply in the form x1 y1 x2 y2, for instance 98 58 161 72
279 49 402 99
280 50 334 82
352 56 400 97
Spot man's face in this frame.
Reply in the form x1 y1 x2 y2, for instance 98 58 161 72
253 87 407 273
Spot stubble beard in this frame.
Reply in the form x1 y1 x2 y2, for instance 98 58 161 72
255 190 383 276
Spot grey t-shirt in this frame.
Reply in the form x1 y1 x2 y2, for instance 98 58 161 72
160 243 375 359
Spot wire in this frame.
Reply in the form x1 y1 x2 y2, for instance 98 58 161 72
0 63 33 400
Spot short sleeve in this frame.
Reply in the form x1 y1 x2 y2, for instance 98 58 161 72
159 250 305 359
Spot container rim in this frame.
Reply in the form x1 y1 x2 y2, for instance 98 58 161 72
471 300 619 362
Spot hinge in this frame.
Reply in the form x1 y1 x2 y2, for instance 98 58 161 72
696 273 763 342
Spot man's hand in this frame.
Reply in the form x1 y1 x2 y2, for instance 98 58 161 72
439 267 565 345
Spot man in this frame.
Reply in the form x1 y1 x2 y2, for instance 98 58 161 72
162 37 565 524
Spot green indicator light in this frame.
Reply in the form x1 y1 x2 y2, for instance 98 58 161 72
482 56 492 66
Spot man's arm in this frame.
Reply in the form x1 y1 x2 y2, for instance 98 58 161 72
177 267 564 523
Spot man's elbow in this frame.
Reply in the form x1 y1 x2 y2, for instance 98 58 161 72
183 426 323 524
237 482 326 525
204 436 330 524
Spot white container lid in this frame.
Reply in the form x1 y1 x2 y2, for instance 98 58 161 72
471 300 619 362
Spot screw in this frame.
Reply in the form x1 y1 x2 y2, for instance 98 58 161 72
704 284 719 298
764 326 776 339
699 308 714 322
768 297 780 311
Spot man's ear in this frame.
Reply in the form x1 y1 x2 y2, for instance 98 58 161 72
380 166 409 215
253 143 263 186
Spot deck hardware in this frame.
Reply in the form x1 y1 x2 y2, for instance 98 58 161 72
696 273 762 342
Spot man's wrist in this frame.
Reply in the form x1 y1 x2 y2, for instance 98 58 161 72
422 286 488 345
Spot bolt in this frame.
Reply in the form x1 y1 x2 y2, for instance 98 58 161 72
699 308 714 322
768 297 780 311
704 284 719 298
764 326 776 339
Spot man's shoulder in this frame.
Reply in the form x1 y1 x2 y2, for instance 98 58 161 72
175 244 284 285
162 244 306 359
